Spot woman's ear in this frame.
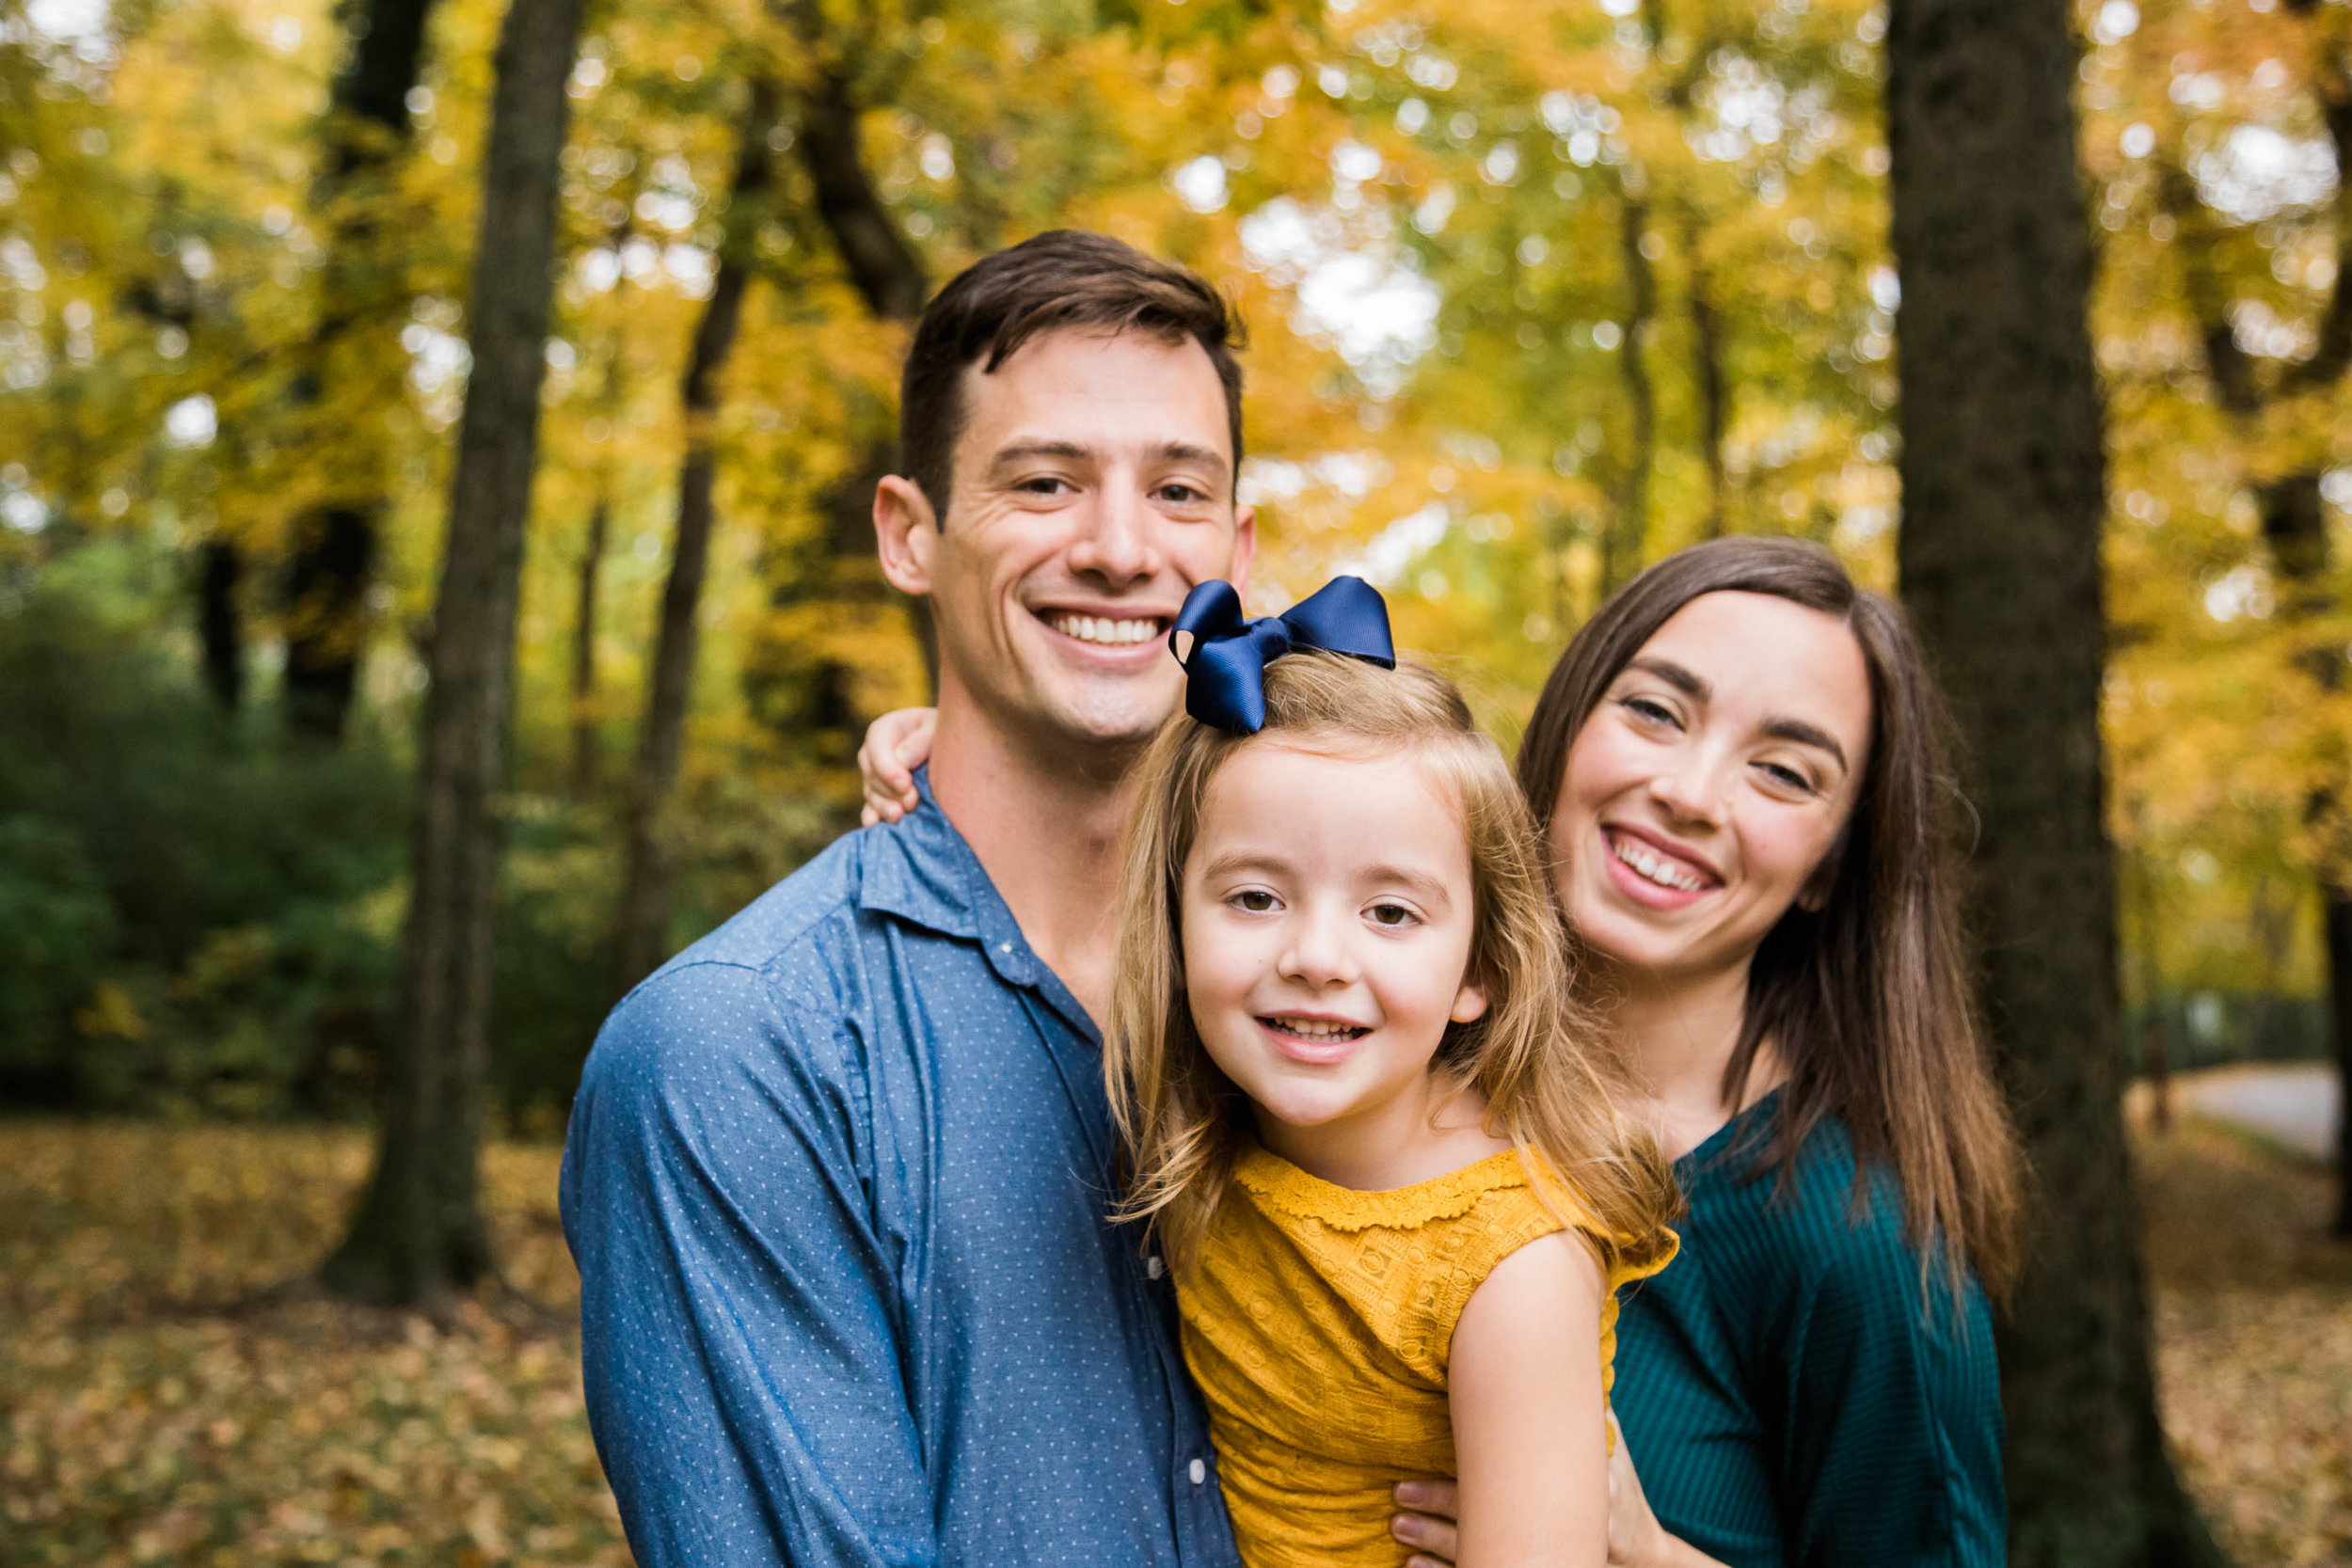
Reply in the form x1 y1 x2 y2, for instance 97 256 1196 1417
1450 978 1490 1025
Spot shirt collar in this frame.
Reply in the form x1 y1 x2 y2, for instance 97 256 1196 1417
858 765 1049 994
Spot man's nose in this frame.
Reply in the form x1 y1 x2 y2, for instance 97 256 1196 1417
1064 482 1164 589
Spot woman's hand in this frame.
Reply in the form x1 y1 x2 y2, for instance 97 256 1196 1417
1606 1412 1728 1568
1391 1478 1458 1568
857 707 937 826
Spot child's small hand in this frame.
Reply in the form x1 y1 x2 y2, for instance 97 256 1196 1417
857 707 937 826
1391 1478 1458 1568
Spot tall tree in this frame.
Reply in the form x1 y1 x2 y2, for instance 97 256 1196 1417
322 0 585 1303
1606 182 1656 590
2159 0 2352 1236
612 81 782 991
281 0 442 741
1883 0 2230 1563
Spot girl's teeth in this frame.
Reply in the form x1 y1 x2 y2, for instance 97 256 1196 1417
1613 835 1705 893
1266 1018 1365 1041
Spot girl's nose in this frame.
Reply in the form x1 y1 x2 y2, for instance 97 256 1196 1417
1279 909 1359 987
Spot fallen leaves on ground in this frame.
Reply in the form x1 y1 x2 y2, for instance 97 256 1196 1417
1 1117 2344 1563
0 1123 627 1566
2137 1116 2352 1565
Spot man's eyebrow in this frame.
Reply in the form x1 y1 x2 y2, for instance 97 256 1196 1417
987 439 1095 472
1627 657 1708 701
1154 441 1232 482
1761 718 1849 772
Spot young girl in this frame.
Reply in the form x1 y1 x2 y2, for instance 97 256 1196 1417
1099 581 1679 1568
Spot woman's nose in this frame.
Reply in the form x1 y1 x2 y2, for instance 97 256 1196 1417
1648 756 1730 825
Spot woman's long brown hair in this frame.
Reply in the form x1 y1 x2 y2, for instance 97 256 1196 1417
1515 537 2023 1296
1106 653 1680 1278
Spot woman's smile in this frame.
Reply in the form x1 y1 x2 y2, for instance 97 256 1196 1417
1599 824 1720 909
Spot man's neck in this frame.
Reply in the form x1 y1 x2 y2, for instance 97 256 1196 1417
1603 955 1783 1160
927 700 1138 1029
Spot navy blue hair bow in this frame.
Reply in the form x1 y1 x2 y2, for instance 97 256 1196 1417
1170 576 1396 734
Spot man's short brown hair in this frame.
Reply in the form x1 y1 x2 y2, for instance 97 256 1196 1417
898 230 1246 524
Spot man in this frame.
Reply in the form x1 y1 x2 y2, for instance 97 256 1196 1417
560 230 1258 1566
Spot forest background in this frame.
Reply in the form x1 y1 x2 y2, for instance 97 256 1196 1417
1 0 2348 1560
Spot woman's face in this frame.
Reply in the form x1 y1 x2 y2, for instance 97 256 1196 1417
1550 591 1873 986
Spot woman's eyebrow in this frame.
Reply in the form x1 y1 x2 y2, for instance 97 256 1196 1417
1761 717 1849 771
1628 657 1708 699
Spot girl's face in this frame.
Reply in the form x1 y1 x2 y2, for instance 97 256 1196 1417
1551 591 1872 986
1180 740 1488 1147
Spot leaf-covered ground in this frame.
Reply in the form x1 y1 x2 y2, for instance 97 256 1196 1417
1 1117 2344 1564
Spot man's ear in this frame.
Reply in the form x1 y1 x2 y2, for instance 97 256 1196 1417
874 475 939 597
1227 502 1259 596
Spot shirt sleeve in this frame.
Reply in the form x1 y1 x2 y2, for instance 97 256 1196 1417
1777 1203 2006 1568
559 958 937 1568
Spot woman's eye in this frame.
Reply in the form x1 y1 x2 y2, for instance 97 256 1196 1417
1233 890 1277 912
1756 761 1816 794
1368 902 1418 927
1621 695 1677 727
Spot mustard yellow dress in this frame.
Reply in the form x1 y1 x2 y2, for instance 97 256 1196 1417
1179 1145 1677 1568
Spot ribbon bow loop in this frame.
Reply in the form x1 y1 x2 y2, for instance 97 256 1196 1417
1170 576 1396 734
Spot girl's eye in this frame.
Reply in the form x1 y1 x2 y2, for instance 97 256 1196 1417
1368 902 1418 927
1233 890 1278 912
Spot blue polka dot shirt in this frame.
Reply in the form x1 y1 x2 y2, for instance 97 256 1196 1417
561 769 1240 1567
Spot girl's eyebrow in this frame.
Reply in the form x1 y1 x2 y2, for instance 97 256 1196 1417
1200 851 1454 910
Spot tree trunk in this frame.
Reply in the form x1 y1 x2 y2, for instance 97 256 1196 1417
612 83 781 992
198 537 245 713
281 0 442 743
1606 191 1655 592
1883 1 2230 1563
568 492 608 797
1680 206 1728 540
775 25 930 738
321 0 583 1305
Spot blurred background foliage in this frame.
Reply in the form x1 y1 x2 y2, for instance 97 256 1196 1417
0 0 2341 1123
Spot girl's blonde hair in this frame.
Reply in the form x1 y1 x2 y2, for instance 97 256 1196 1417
1106 651 1680 1273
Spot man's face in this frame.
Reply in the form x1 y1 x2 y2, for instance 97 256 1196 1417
909 328 1255 756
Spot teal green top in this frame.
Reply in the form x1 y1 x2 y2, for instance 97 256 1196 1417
1614 1093 2004 1567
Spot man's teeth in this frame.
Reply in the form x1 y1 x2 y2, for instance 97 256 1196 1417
1612 835 1708 893
1264 1017 1369 1042
1047 612 1163 646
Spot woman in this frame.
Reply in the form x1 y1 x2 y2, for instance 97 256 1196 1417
859 537 2022 1567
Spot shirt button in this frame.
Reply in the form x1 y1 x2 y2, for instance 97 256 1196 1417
1188 1458 1206 1486
998 942 1013 954
1146 1255 1166 1280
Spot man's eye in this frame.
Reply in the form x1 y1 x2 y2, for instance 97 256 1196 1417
1233 890 1277 912
1368 902 1417 927
1156 483 1207 504
1018 476 1073 495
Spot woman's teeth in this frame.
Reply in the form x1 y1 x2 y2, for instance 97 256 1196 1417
1612 834 1708 893
1263 1017 1370 1042
1047 612 1163 646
